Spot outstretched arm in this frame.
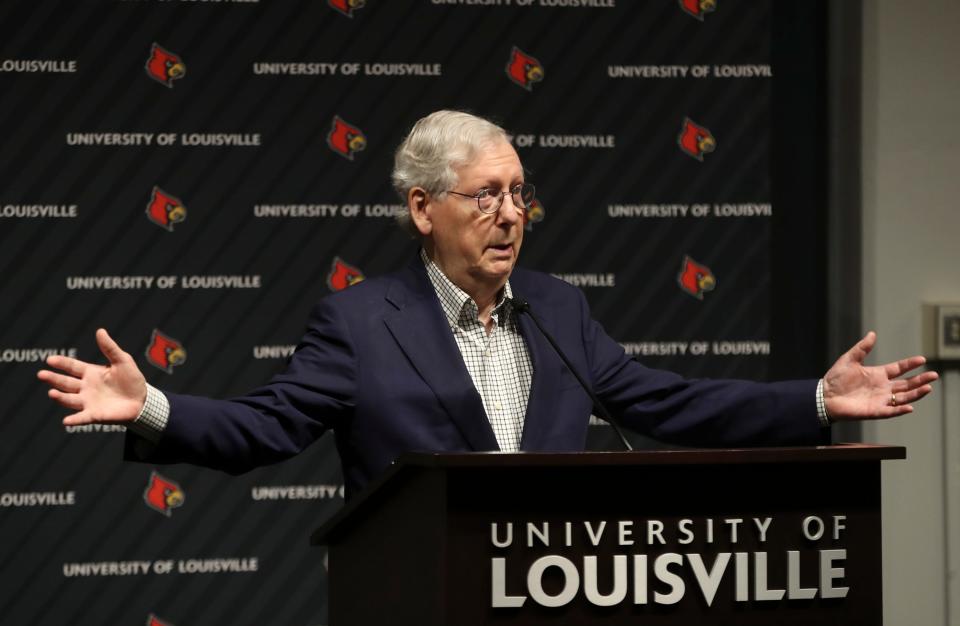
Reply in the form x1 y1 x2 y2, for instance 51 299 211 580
823 331 939 420
37 328 146 426
39 300 352 475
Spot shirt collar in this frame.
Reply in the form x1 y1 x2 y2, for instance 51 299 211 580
420 248 513 329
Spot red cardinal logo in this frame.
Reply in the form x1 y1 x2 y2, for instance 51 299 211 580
523 199 546 232
145 330 187 374
678 117 716 161
143 471 185 517
679 0 717 20
328 0 366 17
677 255 717 299
327 257 365 292
145 187 187 231
326 116 367 160
145 43 186 88
147 614 175 626
506 46 545 91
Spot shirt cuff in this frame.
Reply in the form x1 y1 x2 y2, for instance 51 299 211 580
127 384 170 443
815 378 831 428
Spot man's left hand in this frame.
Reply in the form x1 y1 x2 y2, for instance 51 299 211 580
823 331 938 420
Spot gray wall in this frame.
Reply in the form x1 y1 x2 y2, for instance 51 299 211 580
861 0 960 623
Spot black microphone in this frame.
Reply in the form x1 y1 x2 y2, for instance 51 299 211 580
510 295 633 451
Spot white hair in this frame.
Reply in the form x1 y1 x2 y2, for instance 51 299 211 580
391 110 510 235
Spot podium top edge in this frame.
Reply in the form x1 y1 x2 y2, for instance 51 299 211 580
396 444 906 467
310 444 904 545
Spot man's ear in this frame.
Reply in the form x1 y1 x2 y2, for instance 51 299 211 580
408 187 432 236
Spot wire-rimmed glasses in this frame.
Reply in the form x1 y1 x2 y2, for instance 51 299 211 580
445 183 536 214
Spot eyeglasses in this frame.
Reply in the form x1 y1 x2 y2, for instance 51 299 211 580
446 183 536 214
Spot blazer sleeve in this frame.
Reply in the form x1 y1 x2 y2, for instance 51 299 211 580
125 296 358 474
575 288 828 447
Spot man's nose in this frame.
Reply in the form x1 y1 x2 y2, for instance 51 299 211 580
496 194 524 224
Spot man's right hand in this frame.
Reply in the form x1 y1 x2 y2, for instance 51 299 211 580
37 328 147 426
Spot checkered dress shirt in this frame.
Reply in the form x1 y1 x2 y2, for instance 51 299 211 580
422 250 533 452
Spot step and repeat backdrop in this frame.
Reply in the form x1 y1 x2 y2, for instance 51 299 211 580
0 1 826 624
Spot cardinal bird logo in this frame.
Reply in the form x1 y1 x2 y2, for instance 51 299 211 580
327 257 365 292
326 116 367 160
523 199 546 232
678 117 716 161
677 255 717 300
145 43 186 88
147 614 175 626
679 0 717 20
143 471 185 517
328 0 366 17
145 187 187 231
505 46 545 91
145 330 187 374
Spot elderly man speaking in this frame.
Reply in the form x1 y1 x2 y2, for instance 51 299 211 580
38 110 938 497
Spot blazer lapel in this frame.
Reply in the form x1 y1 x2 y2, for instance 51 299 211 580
382 259 499 451
516 303 564 451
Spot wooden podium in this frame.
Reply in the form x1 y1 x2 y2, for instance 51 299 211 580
312 445 903 625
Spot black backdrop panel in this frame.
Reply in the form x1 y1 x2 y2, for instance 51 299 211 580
0 1 828 624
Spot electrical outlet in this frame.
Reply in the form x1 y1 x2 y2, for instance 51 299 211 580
923 303 960 360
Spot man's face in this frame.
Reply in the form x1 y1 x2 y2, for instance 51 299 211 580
422 140 525 296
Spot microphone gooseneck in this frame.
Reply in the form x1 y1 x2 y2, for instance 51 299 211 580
510 296 633 451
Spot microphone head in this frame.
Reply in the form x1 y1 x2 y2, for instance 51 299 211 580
509 296 530 313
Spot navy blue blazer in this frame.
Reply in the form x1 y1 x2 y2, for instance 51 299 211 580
127 257 824 496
